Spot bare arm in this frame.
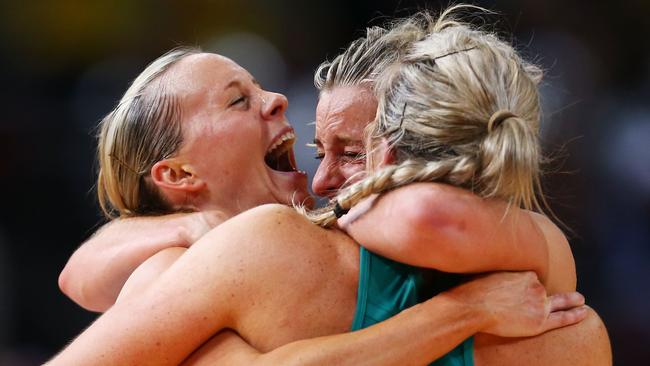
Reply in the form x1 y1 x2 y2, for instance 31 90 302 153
182 293 490 366
474 307 612 366
339 182 549 280
58 211 225 312
339 183 611 365
48 205 587 366
181 272 587 366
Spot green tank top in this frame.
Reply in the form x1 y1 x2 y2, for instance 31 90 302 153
351 247 474 366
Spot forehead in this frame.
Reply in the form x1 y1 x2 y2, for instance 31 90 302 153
315 85 378 142
165 53 251 99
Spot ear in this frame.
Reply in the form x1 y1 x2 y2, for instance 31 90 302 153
150 159 206 193
375 138 396 168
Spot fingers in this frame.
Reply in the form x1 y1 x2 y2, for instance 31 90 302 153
543 305 590 332
548 291 585 311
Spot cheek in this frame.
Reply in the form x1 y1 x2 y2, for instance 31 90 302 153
210 125 262 161
340 163 366 183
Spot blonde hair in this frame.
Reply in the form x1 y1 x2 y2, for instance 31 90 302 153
309 6 547 227
314 16 434 92
97 46 201 219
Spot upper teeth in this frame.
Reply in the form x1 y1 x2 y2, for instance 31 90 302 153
267 131 295 154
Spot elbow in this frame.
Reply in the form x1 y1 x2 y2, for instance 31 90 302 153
400 184 470 242
57 265 73 299
57 265 75 302
398 196 468 270
58 258 109 312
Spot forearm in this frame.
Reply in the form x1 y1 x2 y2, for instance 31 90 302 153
263 296 482 366
186 294 487 366
59 212 212 312
341 183 548 277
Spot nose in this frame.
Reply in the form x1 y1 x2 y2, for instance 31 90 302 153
312 159 346 199
261 92 288 120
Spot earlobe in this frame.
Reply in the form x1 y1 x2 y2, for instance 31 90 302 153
151 160 206 193
378 138 397 167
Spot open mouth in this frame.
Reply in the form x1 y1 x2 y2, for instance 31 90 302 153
265 131 298 172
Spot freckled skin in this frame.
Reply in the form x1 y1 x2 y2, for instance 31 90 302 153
162 53 310 216
52 73 610 366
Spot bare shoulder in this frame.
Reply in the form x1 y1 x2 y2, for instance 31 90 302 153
528 212 566 243
224 204 343 245
527 212 571 260
192 204 356 273
475 307 611 366
528 211 576 292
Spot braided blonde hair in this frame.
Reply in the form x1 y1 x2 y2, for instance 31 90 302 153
309 6 546 227
97 46 201 219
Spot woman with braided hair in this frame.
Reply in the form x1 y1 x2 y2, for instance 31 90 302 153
307 9 610 364
50 6 609 366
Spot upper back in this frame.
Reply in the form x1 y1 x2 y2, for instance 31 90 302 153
207 204 360 351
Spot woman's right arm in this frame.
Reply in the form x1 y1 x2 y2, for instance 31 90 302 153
59 211 224 312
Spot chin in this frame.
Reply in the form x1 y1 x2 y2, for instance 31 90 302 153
274 185 313 208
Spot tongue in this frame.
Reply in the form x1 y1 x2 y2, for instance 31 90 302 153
276 151 294 172
266 150 295 172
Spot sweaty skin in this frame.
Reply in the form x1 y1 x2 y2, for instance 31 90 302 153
57 55 608 364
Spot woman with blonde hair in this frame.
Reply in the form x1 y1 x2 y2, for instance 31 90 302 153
51 6 608 366
306 8 610 364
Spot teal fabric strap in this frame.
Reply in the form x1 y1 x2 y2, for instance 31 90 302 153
351 247 370 331
351 247 474 366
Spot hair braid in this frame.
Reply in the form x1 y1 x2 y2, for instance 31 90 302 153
304 5 551 228
307 156 479 227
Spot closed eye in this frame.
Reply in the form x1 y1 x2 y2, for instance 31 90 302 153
229 95 248 107
343 151 365 162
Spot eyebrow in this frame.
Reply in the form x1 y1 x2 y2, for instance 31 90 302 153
312 136 363 146
225 76 261 90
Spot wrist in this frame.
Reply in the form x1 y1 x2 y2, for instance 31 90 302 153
435 289 494 334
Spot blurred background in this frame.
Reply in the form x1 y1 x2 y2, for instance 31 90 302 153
0 0 648 364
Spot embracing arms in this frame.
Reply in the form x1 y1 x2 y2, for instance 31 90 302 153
180 272 586 366
339 183 612 365
48 205 587 366
339 182 550 279
59 211 225 312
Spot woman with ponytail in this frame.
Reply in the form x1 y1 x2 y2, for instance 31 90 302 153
303 8 610 365
50 6 609 366
309 9 566 284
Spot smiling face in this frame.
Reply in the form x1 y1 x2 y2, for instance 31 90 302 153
312 85 378 198
164 53 311 215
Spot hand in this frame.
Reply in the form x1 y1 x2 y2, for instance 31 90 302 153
443 271 588 337
337 194 379 232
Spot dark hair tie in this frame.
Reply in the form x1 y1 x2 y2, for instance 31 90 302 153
333 202 349 218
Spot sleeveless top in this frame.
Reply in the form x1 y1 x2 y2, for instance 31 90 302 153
351 247 474 366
